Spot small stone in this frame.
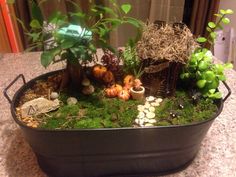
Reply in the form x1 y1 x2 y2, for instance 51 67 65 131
50 92 59 100
67 97 78 105
135 119 140 124
144 109 149 114
146 96 155 102
149 107 155 112
137 105 145 112
139 119 144 125
156 98 163 103
144 102 151 108
148 119 157 124
146 112 155 119
145 123 154 127
143 118 148 122
137 112 145 119
151 102 160 107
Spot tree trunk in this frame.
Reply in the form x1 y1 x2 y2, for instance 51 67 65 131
60 61 83 90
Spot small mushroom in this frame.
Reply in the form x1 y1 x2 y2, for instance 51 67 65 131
82 85 95 95
82 78 91 86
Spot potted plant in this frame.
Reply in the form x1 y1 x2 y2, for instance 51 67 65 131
3 2 234 176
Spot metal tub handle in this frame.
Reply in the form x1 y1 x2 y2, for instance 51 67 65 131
3 74 26 104
222 81 231 102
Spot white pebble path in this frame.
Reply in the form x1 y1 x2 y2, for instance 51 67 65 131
134 96 162 127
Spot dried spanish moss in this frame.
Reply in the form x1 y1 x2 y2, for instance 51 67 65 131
136 23 198 64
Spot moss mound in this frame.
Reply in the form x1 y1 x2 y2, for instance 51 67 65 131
38 89 218 129
40 90 140 129
155 90 218 126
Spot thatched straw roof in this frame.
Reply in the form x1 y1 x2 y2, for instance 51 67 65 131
136 23 198 64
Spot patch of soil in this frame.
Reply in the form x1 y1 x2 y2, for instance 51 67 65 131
18 73 62 106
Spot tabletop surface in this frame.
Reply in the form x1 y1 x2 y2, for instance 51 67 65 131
0 52 235 177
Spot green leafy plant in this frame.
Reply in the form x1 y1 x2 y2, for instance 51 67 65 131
122 40 143 78
196 9 234 47
24 0 142 67
16 0 143 88
181 9 234 99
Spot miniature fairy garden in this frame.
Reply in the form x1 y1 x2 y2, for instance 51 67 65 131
15 2 233 129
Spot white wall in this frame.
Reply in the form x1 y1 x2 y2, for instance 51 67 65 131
219 0 236 31
217 1 236 66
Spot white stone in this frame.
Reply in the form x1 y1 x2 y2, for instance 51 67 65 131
146 96 155 102
144 109 150 114
148 119 157 124
149 107 155 112
137 105 145 112
144 102 151 108
151 102 160 107
137 112 145 119
144 118 149 123
156 98 163 103
145 123 153 126
146 112 155 119
67 97 78 105
135 119 140 124
139 119 144 125
20 97 60 117
50 92 59 100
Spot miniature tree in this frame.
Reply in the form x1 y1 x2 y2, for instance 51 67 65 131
22 0 143 89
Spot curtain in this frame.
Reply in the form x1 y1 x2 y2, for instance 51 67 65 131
189 0 220 37
13 0 186 50
14 0 91 49
109 0 185 47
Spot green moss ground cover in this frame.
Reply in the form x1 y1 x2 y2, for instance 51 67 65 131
40 90 140 129
39 89 218 129
155 91 218 126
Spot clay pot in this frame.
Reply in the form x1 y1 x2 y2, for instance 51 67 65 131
130 86 145 100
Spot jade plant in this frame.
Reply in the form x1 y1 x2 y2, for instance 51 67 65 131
180 9 234 99
19 0 143 88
